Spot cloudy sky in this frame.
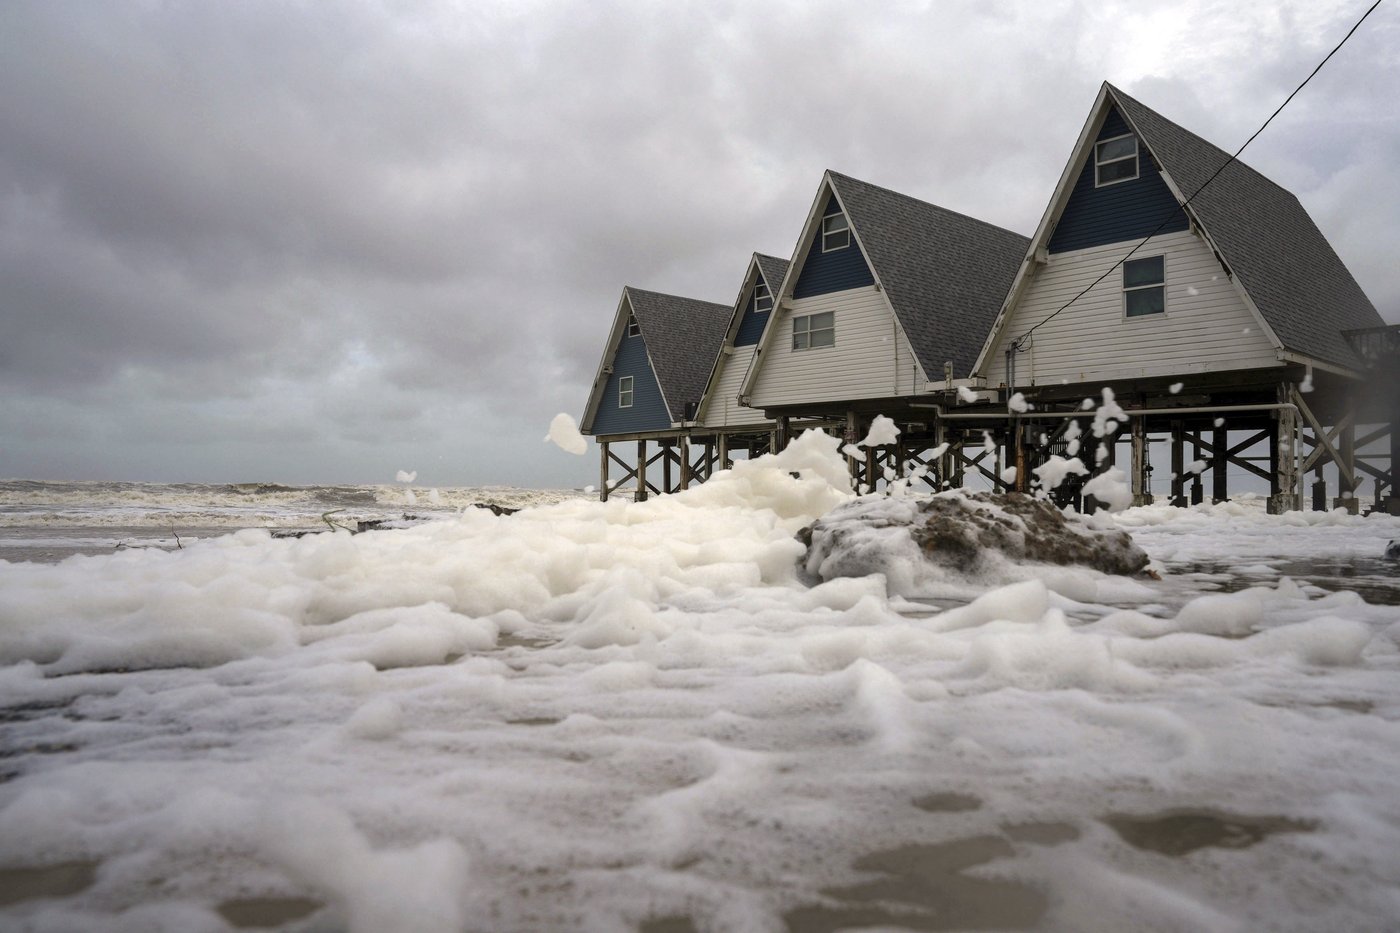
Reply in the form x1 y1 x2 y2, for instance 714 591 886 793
2 0 1396 489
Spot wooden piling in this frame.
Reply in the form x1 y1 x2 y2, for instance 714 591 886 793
1212 422 1228 503
599 440 610 502
1170 420 1185 507
1131 417 1151 505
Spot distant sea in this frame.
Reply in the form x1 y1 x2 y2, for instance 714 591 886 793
0 479 590 564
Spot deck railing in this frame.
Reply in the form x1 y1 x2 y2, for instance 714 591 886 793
1343 324 1400 367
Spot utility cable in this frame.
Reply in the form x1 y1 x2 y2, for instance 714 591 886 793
1011 0 1386 352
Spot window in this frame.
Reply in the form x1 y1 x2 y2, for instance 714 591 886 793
822 213 850 251
792 311 835 350
626 316 640 338
618 375 634 407
1095 134 1139 186
754 281 773 313
1123 256 1165 317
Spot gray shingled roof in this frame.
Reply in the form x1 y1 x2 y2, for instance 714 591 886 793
624 287 732 420
754 253 789 297
1109 85 1383 369
829 171 1030 378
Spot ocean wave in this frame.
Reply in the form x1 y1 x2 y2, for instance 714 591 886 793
0 480 591 529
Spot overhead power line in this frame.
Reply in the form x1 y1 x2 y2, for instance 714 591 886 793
1011 0 1386 351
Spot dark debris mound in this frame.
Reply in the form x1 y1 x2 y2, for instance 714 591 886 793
799 492 1150 583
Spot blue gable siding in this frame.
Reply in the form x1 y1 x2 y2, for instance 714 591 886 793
1048 107 1189 254
590 327 672 435
734 279 771 347
792 194 875 298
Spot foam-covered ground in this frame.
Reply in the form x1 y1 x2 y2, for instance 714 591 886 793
2 432 1398 932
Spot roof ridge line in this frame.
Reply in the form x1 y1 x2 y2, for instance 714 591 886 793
624 285 730 309
826 169 1028 240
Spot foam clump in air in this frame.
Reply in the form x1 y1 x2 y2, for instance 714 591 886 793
395 470 417 484
1083 467 1133 512
543 413 588 455
1033 455 1088 493
859 415 901 448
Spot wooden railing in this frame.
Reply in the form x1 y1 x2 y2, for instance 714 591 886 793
1343 324 1400 367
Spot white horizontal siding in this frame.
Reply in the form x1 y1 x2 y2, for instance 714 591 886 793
702 348 770 428
983 229 1279 386
749 287 927 408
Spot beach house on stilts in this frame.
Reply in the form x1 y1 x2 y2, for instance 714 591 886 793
578 83 1393 512
740 171 1029 490
974 83 1390 513
579 287 731 501
694 253 789 465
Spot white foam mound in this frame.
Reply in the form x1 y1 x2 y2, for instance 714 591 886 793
1 428 1399 931
0 429 854 674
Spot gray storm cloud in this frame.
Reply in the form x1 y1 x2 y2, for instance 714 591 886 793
2 0 1395 486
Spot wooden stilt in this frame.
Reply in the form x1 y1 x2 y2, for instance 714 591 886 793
844 411 860 486
717 433 729 472
1391 406 1400 515
1335 422 1357 512
1131 417 1151 505
599 440 610 502
1269 385 1299 514
994 433 1005 493
1170 420 1185 507
679 435 691 491
775 416 789 451
1189 430 1204 505
932 418 947 489
1212 422 1228 503
662 442 674 493
1014 422 1028 493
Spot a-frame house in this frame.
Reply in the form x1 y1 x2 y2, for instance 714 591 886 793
696 253 788 452
580 287 731 500
973 82 1389 512
741 170 1029 484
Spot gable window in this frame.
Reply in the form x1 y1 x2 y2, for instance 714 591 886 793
792 311 835 350
618 375 634 407
1123 256 1165 317
822 213 850 252
754 281 773 313
1095 134 1139 186
626 316 640 338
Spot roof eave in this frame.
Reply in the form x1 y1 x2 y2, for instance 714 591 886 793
579 290 637 434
